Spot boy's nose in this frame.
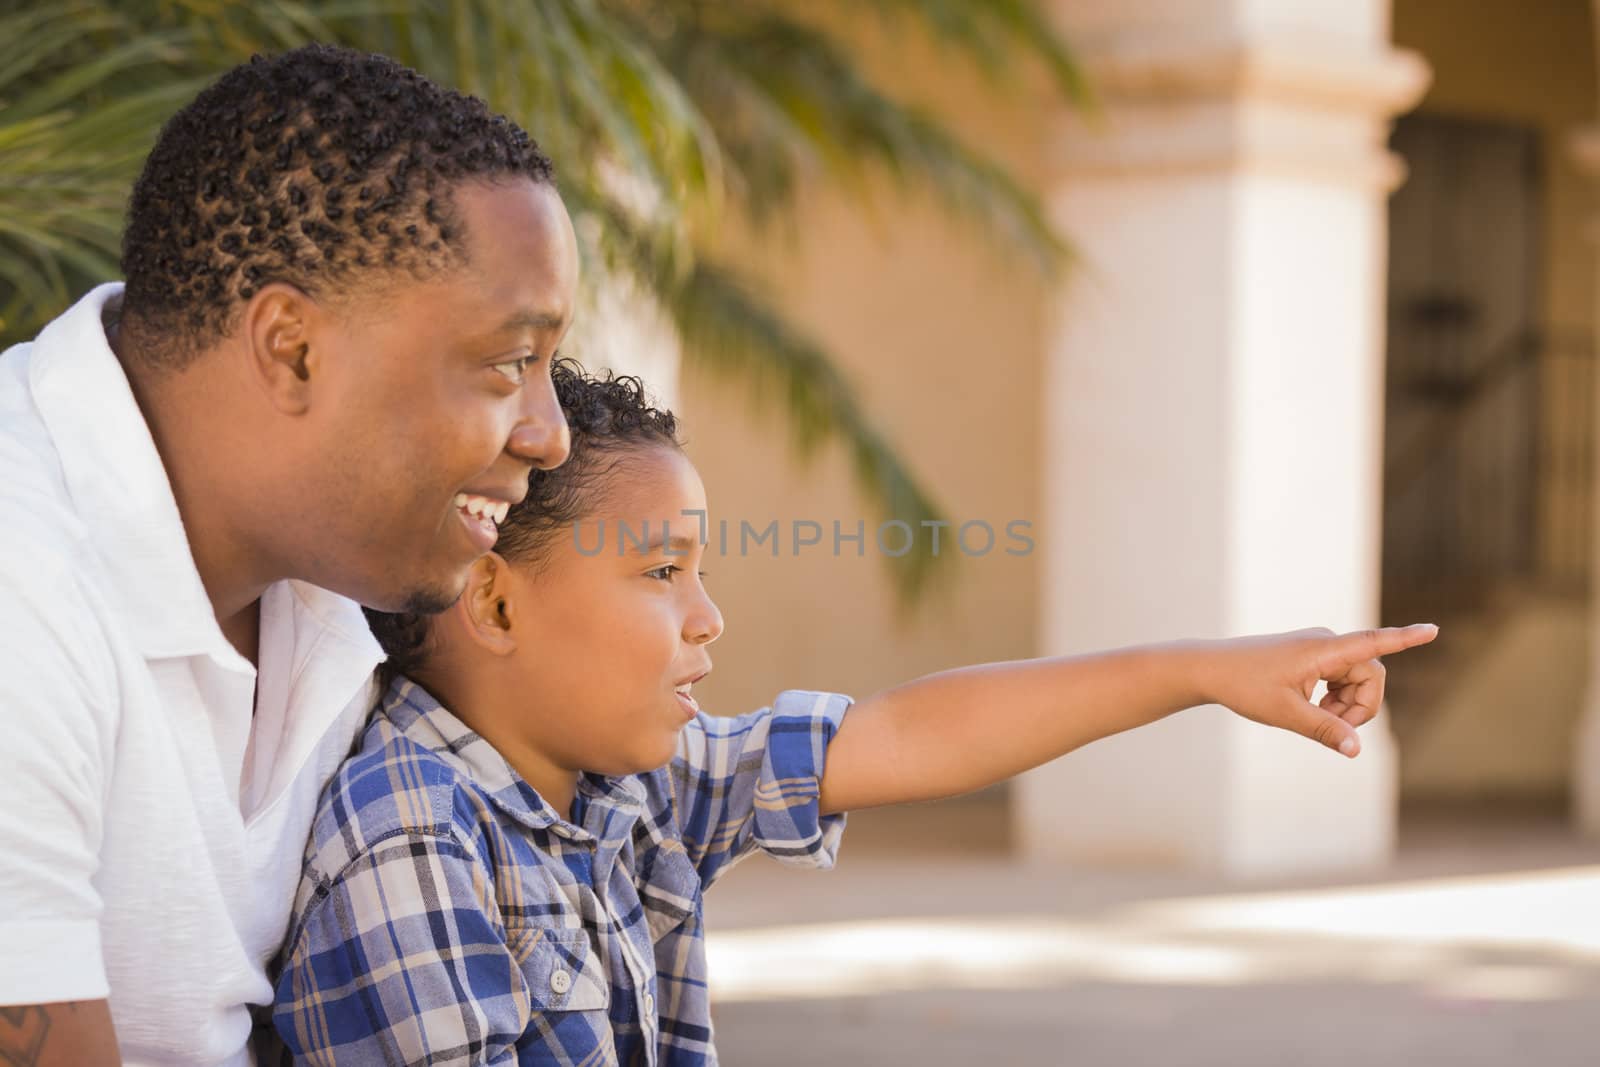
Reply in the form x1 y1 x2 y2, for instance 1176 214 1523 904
685 594 724 646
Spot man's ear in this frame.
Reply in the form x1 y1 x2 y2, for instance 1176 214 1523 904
453 552 519 657
243 283 320 415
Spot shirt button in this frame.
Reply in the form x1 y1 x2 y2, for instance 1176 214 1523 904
550 970 572 995
643 993 656 1017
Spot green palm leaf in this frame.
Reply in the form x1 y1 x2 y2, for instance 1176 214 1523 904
854 0 1092 103
572 188 945 604
671 259 949 606
0 2 200 336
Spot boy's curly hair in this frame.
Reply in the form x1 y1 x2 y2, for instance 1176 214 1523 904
364 359 681 682
119 43 554 369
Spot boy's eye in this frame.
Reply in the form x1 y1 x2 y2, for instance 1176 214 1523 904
645 566 711 584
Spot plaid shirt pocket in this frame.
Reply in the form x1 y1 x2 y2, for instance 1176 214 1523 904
518 927 610 1013
509 927 619 1064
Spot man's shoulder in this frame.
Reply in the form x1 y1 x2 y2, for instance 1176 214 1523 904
301 713 480 881
0 360 113 671
0 345 88 577
1 337 57 464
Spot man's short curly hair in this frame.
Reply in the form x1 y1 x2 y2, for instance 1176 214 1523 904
364 358 682 682
119 43 555 368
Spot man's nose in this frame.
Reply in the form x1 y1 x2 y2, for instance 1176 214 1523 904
507 376 570 470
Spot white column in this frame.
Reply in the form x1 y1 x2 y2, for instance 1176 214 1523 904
1018 0 1429 876
1566 125 1600 836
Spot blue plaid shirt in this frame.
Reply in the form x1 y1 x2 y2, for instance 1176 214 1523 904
270 678 850 1066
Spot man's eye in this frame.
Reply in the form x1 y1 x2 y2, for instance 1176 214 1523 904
493 356 531 384
646 565 681 581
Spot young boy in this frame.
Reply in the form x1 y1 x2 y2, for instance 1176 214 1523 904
271 363 1436 1065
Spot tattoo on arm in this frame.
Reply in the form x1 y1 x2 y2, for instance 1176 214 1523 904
0 1003 112 1067
0 1006 52 1067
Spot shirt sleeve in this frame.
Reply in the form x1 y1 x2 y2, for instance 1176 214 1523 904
273 832 531 1067
0 558 115 1005
669 689 852 891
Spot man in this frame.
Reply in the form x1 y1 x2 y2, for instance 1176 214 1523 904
0 45 576 1065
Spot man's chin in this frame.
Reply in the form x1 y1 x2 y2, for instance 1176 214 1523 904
362 571 466 616
396 584 462 616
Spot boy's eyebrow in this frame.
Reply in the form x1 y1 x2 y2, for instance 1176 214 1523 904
638 533 701 554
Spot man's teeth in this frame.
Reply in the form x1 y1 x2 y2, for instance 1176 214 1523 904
453 493 509 525
675 684 693 695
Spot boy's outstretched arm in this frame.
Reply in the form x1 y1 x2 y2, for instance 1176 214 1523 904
817 624 1438 815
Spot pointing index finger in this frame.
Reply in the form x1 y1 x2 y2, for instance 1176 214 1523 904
1337 623 1439 661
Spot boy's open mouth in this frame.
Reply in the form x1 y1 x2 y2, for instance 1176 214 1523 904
673 670 709 719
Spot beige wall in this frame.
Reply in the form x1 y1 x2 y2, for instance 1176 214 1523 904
675 40 1050 718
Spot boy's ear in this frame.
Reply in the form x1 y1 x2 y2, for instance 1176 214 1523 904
243 283 317 415
454 552 519 657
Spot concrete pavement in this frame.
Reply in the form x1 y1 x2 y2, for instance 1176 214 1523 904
704 797 1600 1066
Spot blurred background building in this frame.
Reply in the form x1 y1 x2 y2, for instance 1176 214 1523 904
680 3 1600 1061
681 0 1600 879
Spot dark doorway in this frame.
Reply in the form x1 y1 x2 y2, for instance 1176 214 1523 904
1383 113 1594 744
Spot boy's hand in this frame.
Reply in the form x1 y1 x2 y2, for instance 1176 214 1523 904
1203 624 1439 758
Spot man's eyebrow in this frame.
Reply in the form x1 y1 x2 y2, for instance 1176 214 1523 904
496 309 566 334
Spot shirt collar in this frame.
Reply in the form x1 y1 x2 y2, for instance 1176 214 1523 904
27 283 238 663
380 676 647 839
244 578 385 815
26 284 383 688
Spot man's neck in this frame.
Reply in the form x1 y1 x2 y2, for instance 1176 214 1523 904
220 599 263 668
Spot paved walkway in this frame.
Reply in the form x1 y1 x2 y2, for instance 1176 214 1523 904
704 798 1600 1066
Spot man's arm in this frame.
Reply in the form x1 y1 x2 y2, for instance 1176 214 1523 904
817 624 1438 815
0 1002 119 1067
0 562 120 1059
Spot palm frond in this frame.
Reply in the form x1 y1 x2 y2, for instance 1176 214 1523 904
852 0 1093 105
671 259 951 605
0 2 202 338
569 186 951 603
635 10 1069 271
353 0 723 242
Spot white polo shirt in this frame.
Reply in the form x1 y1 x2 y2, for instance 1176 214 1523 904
0 285 384 1066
